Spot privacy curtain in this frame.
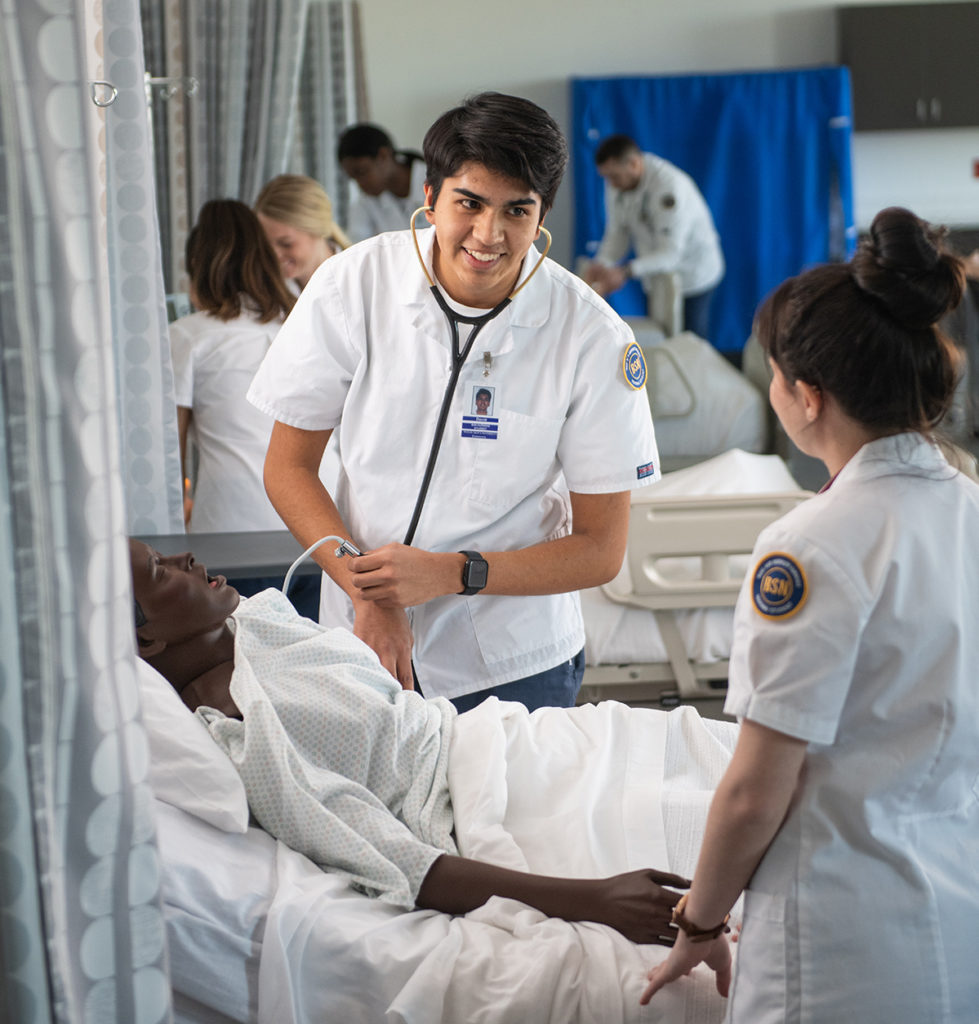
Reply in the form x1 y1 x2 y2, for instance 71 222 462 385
1 1 173 1022
142 0 366 293
572 68 856 354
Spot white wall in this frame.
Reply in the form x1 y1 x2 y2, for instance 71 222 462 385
358 0 979 265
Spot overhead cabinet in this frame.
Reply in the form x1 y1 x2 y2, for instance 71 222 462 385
838 2 979 129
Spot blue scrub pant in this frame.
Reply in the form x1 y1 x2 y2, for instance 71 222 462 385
445 648 585 714
683 288 715 341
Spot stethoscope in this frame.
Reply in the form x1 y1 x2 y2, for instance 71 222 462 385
401 206 552 546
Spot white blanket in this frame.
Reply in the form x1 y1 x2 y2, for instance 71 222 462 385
256 699 738 1023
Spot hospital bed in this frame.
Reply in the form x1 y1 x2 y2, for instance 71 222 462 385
141 652 738 1024
578 449 812 716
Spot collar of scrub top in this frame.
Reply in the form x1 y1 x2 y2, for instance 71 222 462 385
399 208 552 548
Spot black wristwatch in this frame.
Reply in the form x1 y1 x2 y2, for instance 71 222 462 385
458 550 488 596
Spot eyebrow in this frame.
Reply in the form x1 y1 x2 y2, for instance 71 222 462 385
452 187 538 209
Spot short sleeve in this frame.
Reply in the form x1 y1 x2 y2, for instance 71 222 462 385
246 266 361 431
169 318 195 408
558 314 660 493
724 523 870 745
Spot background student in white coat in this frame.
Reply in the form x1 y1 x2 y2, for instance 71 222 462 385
254 174 351 292
584 134 724 341
640 206 979 1022
170 199 320 619
337 123 428 243
247 93 659 713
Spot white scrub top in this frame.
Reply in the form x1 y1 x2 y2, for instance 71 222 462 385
595 152 724 298
170 308 286 533
346 158 428 243
724 432 979 1023
247 227 659 699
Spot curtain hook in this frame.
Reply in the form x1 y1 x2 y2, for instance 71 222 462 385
89 81 118 108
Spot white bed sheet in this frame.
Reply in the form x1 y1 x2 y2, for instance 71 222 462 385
157 700 738 1024
583 449 802 666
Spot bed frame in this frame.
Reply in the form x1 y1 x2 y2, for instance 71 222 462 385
578 491 812 716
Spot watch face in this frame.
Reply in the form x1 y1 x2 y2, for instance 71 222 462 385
466 558 488 589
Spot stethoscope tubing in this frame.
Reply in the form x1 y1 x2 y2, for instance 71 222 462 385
401 209 552 547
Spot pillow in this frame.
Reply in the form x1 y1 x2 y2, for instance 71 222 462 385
136 657 250 833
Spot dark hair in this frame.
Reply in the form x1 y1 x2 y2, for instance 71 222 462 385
186 199 295 324
756 206 965 434
595 134 641 166
423 92 568 217
476 387 492 401
338 123 395 160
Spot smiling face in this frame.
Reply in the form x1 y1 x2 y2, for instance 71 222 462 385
424 162 543 309
130 539 239 647
255 212 331 288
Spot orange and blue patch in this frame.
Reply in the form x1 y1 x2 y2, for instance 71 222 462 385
751 552 808 620
622 341 647 390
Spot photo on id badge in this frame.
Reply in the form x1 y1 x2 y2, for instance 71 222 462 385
471 385 495 417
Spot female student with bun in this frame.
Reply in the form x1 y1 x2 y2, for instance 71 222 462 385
254 174 350 291
640 206 979 1021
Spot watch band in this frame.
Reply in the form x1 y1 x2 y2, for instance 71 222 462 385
458 550 488 596
671 893 730 943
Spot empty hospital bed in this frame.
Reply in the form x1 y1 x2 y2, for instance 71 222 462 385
578 449 812 716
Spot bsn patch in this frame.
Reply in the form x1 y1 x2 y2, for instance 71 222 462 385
622 341 647 390
751 552 808 620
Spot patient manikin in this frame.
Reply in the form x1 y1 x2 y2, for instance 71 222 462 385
130 538 695 944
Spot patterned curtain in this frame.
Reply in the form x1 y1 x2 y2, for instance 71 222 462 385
143 0 366 294
1 1 173 1022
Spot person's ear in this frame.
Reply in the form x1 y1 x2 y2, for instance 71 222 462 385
136 632 166 658
423 183 436 224
797 380 823 423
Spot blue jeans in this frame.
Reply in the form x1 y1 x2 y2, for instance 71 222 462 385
448 648 585 714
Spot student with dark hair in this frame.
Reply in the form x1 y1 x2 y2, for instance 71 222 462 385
170 200 323 616
248 93 659 714
584 134 724 340
171 199 296 534
640 207 979 1021
337 123 426 242
129 537 695 942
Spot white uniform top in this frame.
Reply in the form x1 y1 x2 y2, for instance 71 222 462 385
724 433 979 1024
595 152 724 297
346 158 428 244
247 226 660 699
170 307 286 533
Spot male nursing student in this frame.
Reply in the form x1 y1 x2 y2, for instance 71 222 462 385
585 135 724 341
247 92 659 713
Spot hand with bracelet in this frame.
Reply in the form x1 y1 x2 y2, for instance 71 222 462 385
639 893 733 1003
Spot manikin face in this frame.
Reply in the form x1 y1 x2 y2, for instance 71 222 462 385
256 212 331 289
424 162 543 309
340 148 396 197
130 539 239 646
597 153 643 192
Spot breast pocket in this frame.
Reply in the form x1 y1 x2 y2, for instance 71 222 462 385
467 409 564 511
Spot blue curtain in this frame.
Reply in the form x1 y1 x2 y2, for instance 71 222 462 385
572 68 855 354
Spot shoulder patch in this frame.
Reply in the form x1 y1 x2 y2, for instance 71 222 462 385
623 341 647 390
751 552 808 620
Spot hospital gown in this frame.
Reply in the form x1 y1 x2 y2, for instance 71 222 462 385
200 589 457 908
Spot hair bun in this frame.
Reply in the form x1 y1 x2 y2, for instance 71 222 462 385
852 206 965 328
